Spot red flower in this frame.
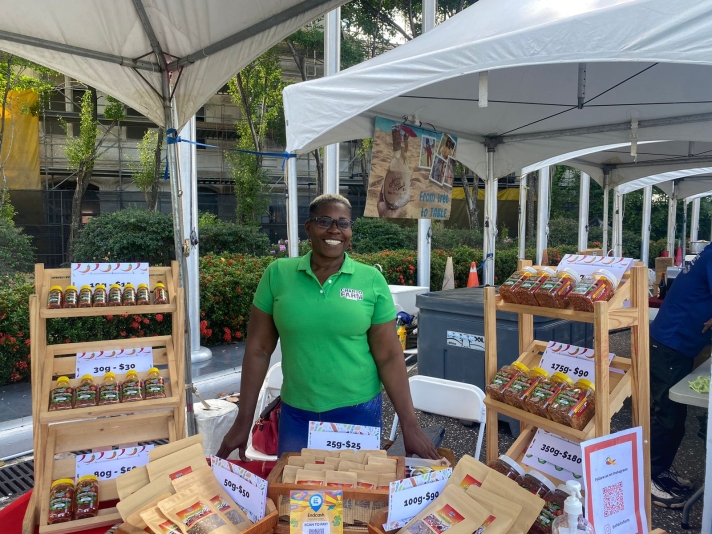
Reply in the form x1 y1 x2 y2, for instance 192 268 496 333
10 372 20 382
106 315 113 321
131 321 140 329
120 331 127 337
64 338 71 343
13 346 19 352
9 336 16 344
24 339 31 345
16 332 23 337
134 315 142 322
201 311 206 317
156 314 164 322
236 331 242 339
143 318 150 325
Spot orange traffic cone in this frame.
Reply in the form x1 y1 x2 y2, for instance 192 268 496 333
467 262 480 287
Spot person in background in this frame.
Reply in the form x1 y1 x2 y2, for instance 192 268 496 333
648 242 712 508
217 194 439 460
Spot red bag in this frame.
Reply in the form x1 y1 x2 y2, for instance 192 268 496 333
251 396 281 455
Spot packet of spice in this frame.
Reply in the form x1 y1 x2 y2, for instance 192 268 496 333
364 464 395 475
149 435 204 462
463 485 518 533
479 469 544 533
324 457 342 469
126 493 173 531
159 491 238 534
352 472 380 524
338 461 364 472
116 465 150 500
366 457 397 468
281 465 299 484
287 455 317 467
141 505 182 534
295 469 326 486
118 475 174 521
303 463 327 472
115 523 148 534
446 454 489 491
171 466 252 531
147 443 208 481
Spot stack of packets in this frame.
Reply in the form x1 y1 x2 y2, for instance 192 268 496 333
404 458 451 478
395 455 545 534
114 435 255 534
279 448 399 525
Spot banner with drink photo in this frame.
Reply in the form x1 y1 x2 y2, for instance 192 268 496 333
364 116 457 220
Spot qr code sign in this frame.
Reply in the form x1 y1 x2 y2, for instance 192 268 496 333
603 481 624 517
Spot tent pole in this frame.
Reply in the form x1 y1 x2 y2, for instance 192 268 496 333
612 187 623 257
602 172 609 255
691 198 701 243
518 172 527 260
641 186 652 266
578 172 590 251
323 8 340 195
536 166 550 265
417 0 436 289
287 157 300 257
179 116 211 363
667 182 677 258
483 147 497 284
682 200 688 257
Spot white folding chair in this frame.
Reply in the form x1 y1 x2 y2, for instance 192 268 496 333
389 375 487 461
245 361 283 461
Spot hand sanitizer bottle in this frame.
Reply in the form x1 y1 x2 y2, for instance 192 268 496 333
552 481 595 534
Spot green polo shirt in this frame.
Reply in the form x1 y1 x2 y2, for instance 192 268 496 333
253 251 396 412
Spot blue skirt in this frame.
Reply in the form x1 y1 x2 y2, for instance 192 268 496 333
277 393 383 456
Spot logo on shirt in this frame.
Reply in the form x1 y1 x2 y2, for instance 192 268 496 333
340 288 364 301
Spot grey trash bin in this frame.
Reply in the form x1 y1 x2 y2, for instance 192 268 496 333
415 287 593 436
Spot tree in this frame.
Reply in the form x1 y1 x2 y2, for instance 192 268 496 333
130 127 165 210
65 89 125 260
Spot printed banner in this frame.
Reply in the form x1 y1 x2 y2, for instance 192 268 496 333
70 262 150 292
307 421 381 451
365 117 457 220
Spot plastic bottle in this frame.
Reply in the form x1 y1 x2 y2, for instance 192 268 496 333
397 324 407 350
552 481 595 534
98 372 121 405
144 367 166 399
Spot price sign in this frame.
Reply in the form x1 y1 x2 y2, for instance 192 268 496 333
212 456 267 522
75 347 153 378
307 421 380 451
75 445 153 481
70 262 150 293
384 468 452 531
524 429 583 476
557 255 633 283
539 351 595 383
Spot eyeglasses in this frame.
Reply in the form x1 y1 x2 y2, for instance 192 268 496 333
310 216 354 230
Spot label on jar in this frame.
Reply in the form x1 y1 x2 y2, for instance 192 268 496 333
502 275 523 287
79 291 92 305
75 385 97 403
145 378 166 396
553 390 583 410
49 488 73 513
572 398 592 419
122 383 142 399
48 292 62 306
50 388 73 406
589 282 609 300
76 486 98 511
100 384 120 402
571 281 595 295
108 290 122 303
491 370 516 387
507 376 534 393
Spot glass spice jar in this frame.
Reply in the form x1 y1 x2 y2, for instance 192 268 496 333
487 455 526 481
498 267 538 304
534 268 580 309
74 374 98 408
49 376 74 411
568 269 618 312
63 285 79 308
503 366 550 410
74 474 100 520
548 378 596 430
47 285 63 309
121 370 144 402
153 282 169 304
47 478 74 524
136 283 151 305
93 284 108 307
144 367 167 399
78 285 93 308
108 284 123 307
98 372 121 405
512 267 556 307
122 283 137 306
486 362 529 403
524 372 574 419
518 469 556 498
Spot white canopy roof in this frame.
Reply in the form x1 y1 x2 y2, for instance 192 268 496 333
0 0 347 128
284 0 712 179
615 167 712 197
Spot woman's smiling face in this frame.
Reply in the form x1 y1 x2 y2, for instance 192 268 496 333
305 201 353 259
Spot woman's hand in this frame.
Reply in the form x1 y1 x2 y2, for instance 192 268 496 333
216 415 253 460
402 422 440 460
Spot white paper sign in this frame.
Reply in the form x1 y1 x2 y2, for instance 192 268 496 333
446 330 484 351
582 427 648 534
524 429 583 476
75 347 153 378
70 262 150 293
528 456 581 487
558 255 633 283
307 421 380 451
75 445 153 481
385 468 452 531
539 342 619 383
211 456 267 522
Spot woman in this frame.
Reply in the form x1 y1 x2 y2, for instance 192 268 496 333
217 194 439 460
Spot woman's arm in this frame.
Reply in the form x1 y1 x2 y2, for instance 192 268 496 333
216 306 279 460
368 320 440 459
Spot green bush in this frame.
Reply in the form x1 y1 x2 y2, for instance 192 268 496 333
431 225 483 250
198 214 271 256
74 208 175 265
350 218 417 253
0 221 35 275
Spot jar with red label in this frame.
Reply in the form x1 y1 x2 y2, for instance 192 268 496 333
534 268 580 309
48 376 74 411
136 284 151 305
74 374 98 408
98 372 120 405
121 370 144 402
568 269 618 312
524 371 574 419
548 378 596 429
144 367 167 399
153 282 169 304
63 286 78 308
517 469 555 498
503 366 550 410
93 284 107 307
498 267 538 304
47 286 63 309
47 478 74 524
74 474 99 519
122 283 137 306
512 268 555 307
487 455 526 481
78 285 93 308
108 284 123 306
486 362 529 403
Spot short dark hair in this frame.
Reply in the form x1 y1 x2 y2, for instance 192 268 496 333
309 194 352 216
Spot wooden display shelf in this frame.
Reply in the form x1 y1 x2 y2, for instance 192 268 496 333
40 302 175 318
484 261 651 524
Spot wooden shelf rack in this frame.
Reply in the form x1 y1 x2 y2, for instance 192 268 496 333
483 261 651 523
23 262 186 534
